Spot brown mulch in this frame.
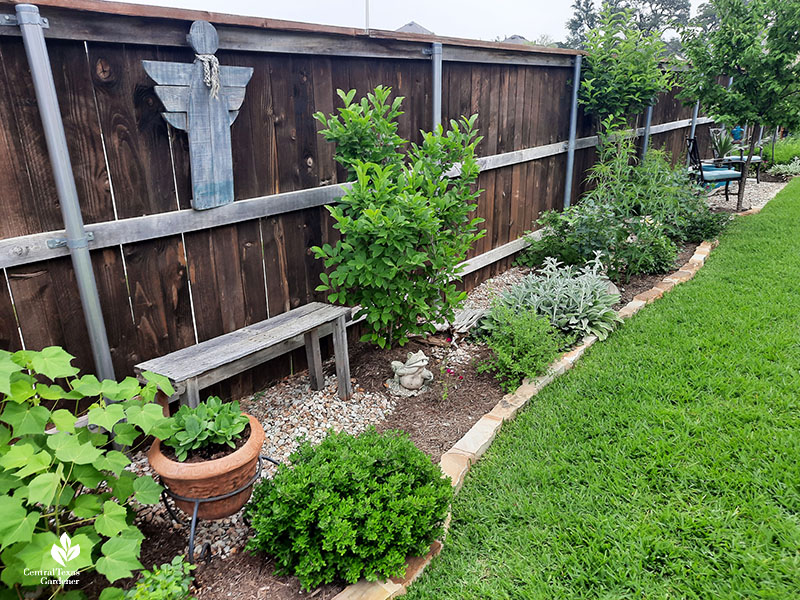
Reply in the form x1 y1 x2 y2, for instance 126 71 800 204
614 242 698 308
350 340 505 462
194 552 344 600
758 172 785 183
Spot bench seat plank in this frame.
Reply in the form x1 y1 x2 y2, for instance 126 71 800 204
136 302 350 382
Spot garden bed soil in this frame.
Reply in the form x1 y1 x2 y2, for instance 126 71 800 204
350 340 505 462
758 172 786 183
79 242 714 600
613 242 698 308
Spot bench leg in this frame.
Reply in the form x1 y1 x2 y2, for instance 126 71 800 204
331 315 352 401
304 329 324 391
181 377 201 408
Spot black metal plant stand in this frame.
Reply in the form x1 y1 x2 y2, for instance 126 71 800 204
159 455 280 563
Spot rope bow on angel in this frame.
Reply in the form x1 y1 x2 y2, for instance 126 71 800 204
195 54 221 99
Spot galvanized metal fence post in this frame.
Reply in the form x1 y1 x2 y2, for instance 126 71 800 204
686 100 700 166
13 4 115 380
431 42 442 131
641 102 654 159
563 54 582 209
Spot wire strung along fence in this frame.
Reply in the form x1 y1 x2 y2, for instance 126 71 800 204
0 0 714 401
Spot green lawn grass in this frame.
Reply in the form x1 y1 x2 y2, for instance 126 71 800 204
407 180 800 599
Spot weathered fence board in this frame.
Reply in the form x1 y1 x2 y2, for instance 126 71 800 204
0 0 715 404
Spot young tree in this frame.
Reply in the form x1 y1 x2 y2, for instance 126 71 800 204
580 6 673 122
680 0 800 210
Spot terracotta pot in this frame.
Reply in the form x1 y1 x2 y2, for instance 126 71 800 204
147 415 265 520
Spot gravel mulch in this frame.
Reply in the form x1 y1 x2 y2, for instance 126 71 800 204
706 178 786 212
462 266 531 310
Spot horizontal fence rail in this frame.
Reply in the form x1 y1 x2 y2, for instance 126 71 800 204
0 117 713 269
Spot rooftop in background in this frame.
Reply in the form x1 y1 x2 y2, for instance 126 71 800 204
503 34 529 45
396 21 434 35
0 0 584 57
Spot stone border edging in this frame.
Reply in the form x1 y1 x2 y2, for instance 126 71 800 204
332 238 723 600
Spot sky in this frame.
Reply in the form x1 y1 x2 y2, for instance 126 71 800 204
115 0 707 43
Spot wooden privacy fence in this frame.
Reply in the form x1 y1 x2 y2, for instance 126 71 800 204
0 0 714 399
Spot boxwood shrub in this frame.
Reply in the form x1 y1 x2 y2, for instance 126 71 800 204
245 428 452 590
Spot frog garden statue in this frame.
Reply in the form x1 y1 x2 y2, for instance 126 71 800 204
386 350 434 397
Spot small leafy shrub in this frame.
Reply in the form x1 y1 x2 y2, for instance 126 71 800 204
768 156 800 179
628 150 729 243
0 347 174 597
161 396 249 462
312 86 485 348
520 199 626 269
477 306 565 392
483 255 621 341
245 427 452 590
614 218 677 281
517 205 677 281
124 556 195 600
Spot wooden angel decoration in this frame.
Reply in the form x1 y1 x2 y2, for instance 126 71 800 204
143 21 253 210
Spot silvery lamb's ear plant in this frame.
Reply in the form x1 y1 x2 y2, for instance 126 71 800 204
767 157 800 180
0 347 174 598
478 253 622 341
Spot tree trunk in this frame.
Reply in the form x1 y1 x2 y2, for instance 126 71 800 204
736 130 758 212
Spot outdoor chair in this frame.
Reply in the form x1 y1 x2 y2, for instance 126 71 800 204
686 137 741 202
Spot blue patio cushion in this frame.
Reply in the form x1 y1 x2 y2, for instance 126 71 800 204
702 169 740 181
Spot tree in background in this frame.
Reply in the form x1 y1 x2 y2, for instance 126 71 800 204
566 0 690 51
580 6 673 122
680 0 800 210
627 0 690 34
566 0 598 49
692 2 720 33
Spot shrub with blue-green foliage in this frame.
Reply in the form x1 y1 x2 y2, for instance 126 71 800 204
245 427 452 590
768 156 800 179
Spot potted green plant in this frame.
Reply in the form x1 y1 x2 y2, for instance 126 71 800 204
147 397 264 520
710 129 735 163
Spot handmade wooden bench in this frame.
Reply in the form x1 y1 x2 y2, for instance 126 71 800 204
135 302 353 407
